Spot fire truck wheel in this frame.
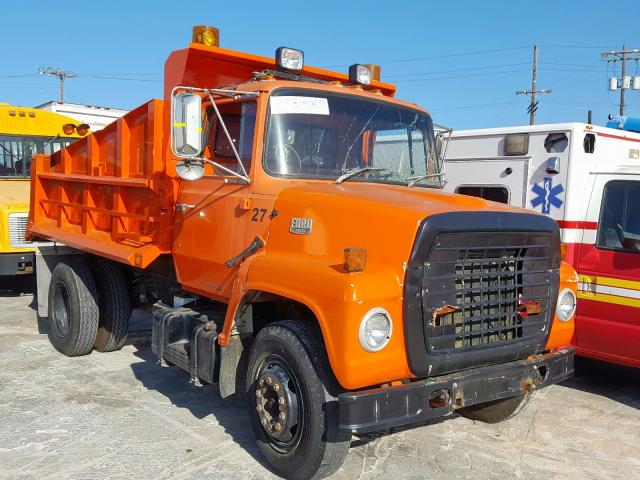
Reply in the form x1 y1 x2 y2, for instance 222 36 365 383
459 392 535 424
90 259 130 352
246 320 351 480
47 259 99 357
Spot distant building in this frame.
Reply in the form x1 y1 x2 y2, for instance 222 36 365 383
35 101 128 131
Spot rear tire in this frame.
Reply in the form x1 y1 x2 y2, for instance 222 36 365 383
47 259 99 357
246 321 351 480
459 393 534 423
90 259 130 352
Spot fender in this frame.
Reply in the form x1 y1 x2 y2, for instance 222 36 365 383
221 251 414 390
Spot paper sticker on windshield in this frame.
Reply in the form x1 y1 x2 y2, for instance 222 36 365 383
270 96 330 115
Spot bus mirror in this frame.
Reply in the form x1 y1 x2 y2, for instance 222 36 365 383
546 157 560 175
172 92 203 157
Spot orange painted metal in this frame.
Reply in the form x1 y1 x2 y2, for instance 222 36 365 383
28 41 577 390
28 100 175 268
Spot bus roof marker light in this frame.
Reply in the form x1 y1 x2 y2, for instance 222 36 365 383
276 47 304 72
76 124 90 136
62 123 76 135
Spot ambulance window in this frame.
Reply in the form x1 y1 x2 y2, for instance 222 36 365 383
597 180 640 253
456 186 509 204
544 133 568 153
584 133 595 154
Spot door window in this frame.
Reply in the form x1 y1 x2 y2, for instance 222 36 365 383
206 101 256 174
596 180 640 253
455 185 509 204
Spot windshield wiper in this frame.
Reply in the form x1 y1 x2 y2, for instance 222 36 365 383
405 172 445 188
335 167 386 184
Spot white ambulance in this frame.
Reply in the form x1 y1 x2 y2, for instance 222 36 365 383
443 121 640 367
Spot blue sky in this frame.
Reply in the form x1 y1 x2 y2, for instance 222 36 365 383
2 0 638 129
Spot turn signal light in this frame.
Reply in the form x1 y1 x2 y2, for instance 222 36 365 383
344 248 367 272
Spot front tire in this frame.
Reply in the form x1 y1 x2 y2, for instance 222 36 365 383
246 321 351 480
47 259 99 357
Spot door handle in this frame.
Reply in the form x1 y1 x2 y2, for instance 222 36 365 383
176 203 195 213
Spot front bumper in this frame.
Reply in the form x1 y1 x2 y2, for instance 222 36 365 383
0 252 34 276
338 347 574 434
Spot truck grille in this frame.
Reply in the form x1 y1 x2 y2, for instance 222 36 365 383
422 231 554 354
8 213 31 248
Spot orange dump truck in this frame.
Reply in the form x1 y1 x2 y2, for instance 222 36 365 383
28 27 578 480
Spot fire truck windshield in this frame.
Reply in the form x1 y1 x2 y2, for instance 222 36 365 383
264 89 441 187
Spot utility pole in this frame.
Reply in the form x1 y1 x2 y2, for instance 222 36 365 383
516 44 551 125
39 67 77 102
601 45 640 116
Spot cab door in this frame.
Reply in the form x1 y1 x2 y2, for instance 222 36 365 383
575 176 640 366
172 99 257 300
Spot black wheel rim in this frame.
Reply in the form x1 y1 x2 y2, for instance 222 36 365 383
52 281 71 337
253 354 303 453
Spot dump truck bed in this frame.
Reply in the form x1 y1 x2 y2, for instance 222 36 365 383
28 99 175 268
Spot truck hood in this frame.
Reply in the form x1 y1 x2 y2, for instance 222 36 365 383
267 181 532 267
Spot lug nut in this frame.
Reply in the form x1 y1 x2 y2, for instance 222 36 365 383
274 423 282 431
274 384 280 391
255 390 262 397
259 379 264 386
256 405 263 412
278 397 285 405
279 412 286 420
265 377 272 385
261 418 268 426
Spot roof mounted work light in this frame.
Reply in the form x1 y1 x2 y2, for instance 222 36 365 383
349 64 372 85
276 47 304 71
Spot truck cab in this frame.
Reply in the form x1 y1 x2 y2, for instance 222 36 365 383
28 27 578 480
444 122 640 368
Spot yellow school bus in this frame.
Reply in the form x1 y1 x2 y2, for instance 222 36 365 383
0 103 88 276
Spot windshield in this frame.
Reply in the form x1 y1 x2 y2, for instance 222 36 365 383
264 89 441 187
0 134 75 178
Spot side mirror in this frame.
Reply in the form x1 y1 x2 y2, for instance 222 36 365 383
172 92 203 157
176 160 205 181
545 157 560 175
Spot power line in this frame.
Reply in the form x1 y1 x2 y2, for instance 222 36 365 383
396 68 530 83
601 45 640 115
515 44 551 125
321 46 531 68
385 62 530 79
39 67 76 102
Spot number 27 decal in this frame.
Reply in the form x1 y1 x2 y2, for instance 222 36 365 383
251 208 268 222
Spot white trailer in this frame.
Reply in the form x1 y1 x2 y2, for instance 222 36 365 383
443 122 640 368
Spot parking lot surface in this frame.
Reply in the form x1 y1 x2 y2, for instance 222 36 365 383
1 284 639 480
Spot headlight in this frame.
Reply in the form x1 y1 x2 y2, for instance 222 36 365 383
359 308 392 352
556 288 576 322
275 47 304 71
349 64 372 85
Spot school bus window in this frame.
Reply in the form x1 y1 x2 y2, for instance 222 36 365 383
456 185 509 204
597 180 640 253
